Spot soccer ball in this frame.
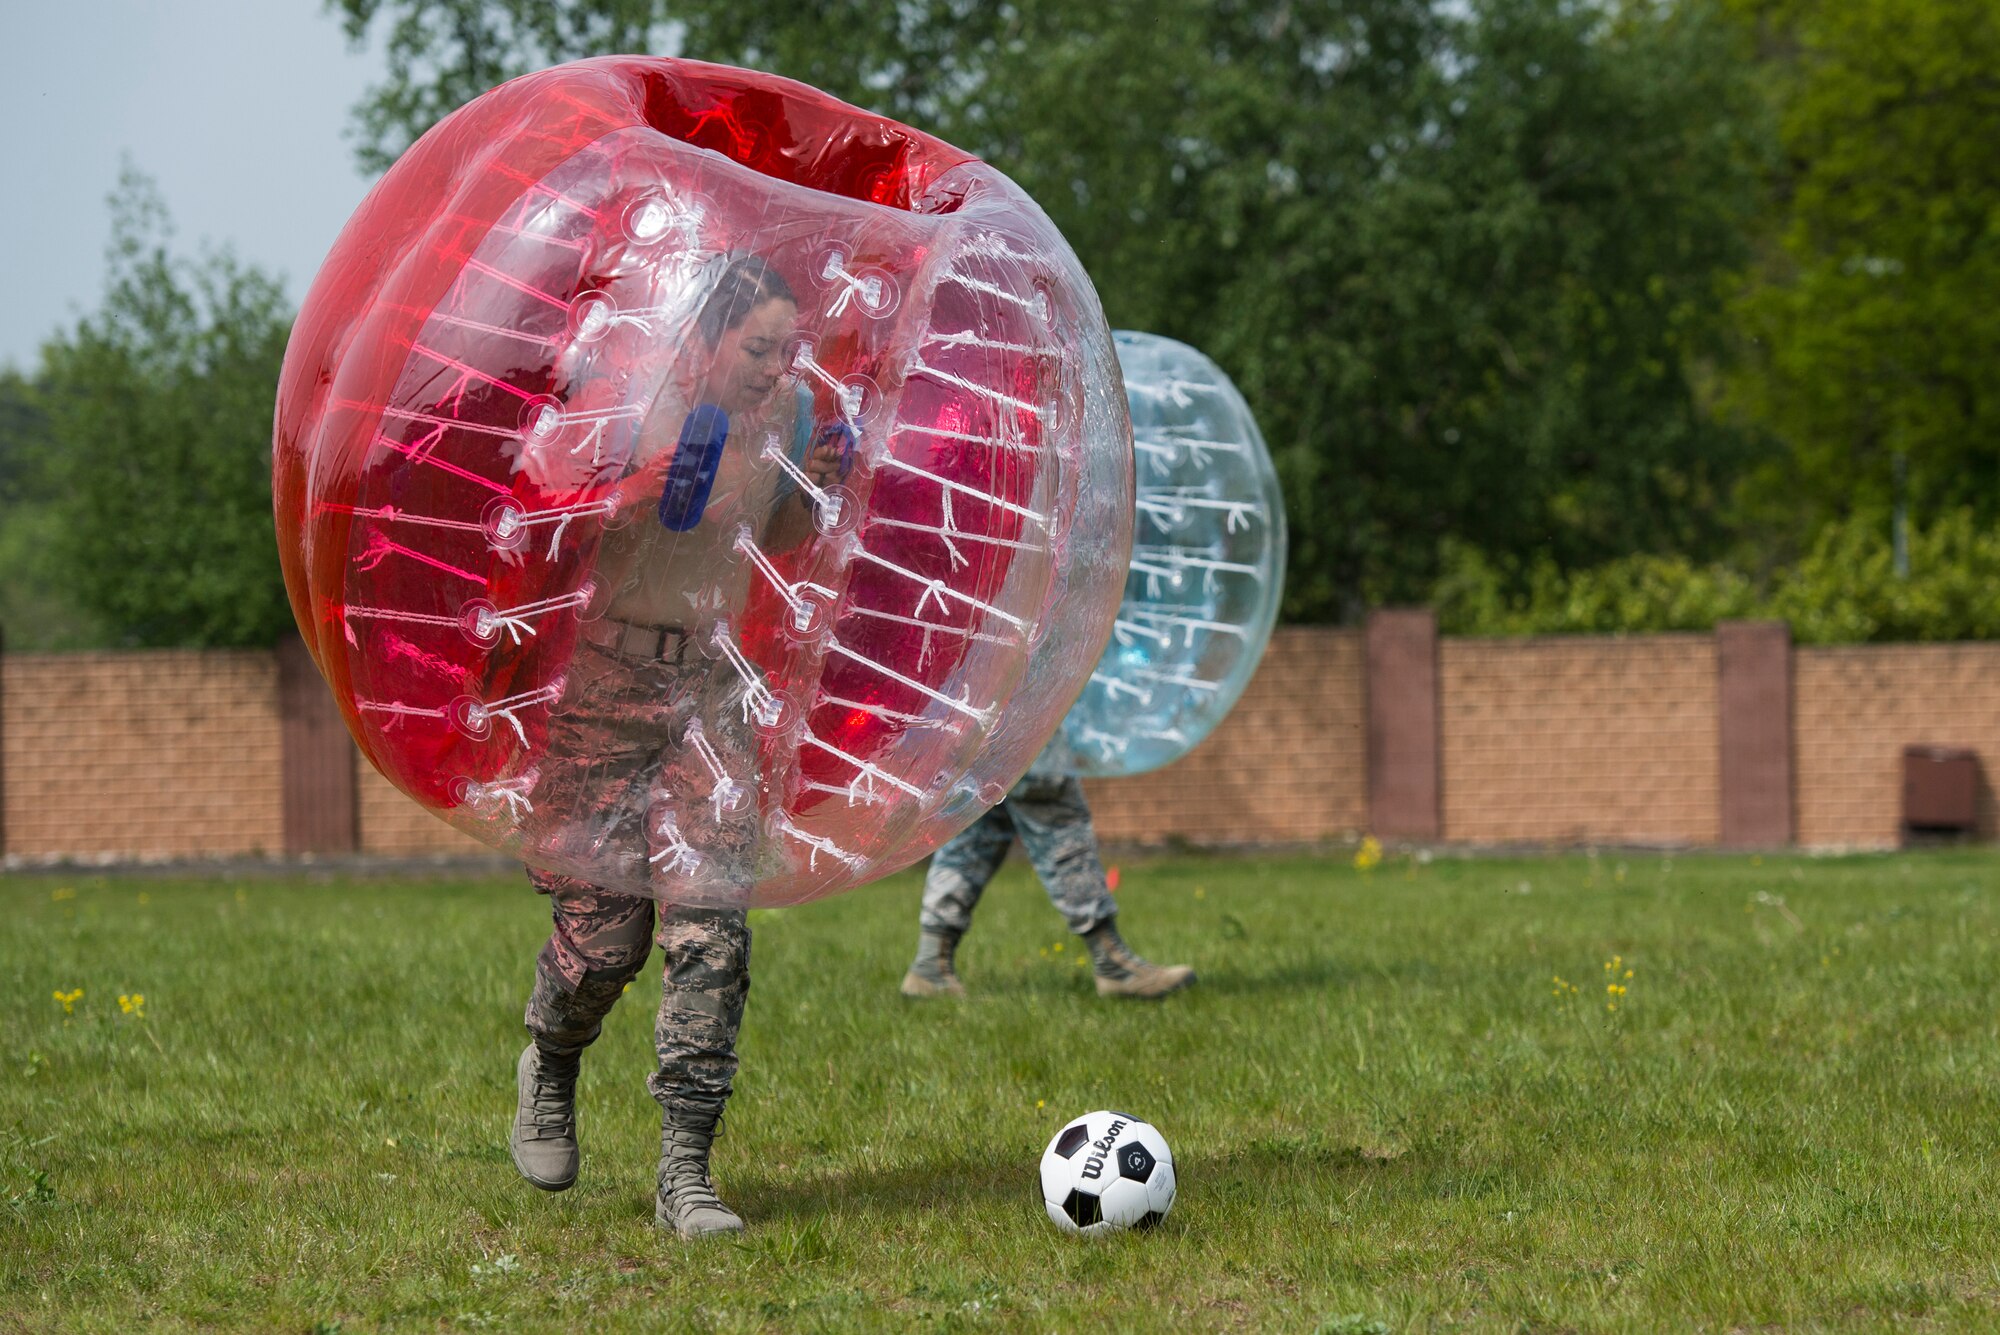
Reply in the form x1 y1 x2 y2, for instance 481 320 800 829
1038 1110 1176 1234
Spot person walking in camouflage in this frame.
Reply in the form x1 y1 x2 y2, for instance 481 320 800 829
514 863 753 1237
901 756 1195 1000
508 623 764 1239
509 256 845 1239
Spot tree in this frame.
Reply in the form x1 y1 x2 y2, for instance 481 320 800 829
1435 509 2000 644
0 367 109 649
1144 0 1770 614
332 0 1771 619
33 168 296 648
335 0 674 173
0 368 44 500
1725 0 2000 551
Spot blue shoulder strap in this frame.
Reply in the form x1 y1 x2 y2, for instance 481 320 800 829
774 382 815 503
657 403 730 531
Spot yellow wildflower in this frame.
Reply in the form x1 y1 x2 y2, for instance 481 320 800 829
53 988 83 1015
118 994 146 1018
1353 836 1384 872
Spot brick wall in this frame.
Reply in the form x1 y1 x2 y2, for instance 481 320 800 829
10 628 2000 862
1795 643 2000 848
357 762 491 857
1439 635 1720 846
356 629 1374 856
1084 627 1367 845
3 651 285 860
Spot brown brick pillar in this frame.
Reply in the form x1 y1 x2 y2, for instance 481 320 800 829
1367 608 1441 839
278 635 359 856
1717 619 1793 848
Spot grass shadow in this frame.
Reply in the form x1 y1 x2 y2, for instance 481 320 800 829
947 951 1402 1002
728 1151 1034 1226
713 1133 1433 1232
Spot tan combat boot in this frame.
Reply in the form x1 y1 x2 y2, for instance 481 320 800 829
655 1110 745 1240
1082 920 1196 999
508 1043 581 1191
899 928 967 999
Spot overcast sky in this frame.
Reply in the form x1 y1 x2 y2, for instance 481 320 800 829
0 0 386 369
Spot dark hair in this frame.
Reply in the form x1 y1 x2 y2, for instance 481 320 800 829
696 255 797 346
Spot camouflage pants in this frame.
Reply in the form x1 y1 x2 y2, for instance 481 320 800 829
525 626 762 902
524 871 750 1118
521 621 761 1117
920 772 1116 938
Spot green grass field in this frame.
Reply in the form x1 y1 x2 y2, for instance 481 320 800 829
4 849 1999 1332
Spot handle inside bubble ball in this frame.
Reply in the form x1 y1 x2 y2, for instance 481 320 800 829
811 420 857 482
657 403 731 531
767 413 858 513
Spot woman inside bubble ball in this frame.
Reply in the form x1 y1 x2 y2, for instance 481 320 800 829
509 255 848 1240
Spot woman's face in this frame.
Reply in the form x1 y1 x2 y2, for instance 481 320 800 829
705 297 798 415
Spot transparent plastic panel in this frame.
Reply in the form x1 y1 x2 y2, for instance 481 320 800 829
1053 331 1285 777
274 57 1132 904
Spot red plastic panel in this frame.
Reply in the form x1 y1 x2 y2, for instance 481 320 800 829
274 58 1131 905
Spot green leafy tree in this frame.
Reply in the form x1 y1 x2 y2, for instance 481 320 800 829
1726 0 2000 548
1437 510 2000 643
331 0 1771 619
336 0 672 173
0 369 44 500
34 168 295 648
0 368 109 649
1769 510 2000 644
1434 541 1759 636
1184 0 1770 615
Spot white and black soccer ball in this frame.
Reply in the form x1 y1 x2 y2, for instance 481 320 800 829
1038 1110 1176 1234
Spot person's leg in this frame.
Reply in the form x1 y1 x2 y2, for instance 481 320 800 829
513 871 657 1190
1007 774 1195 999
512 632 664 1192
902 801 1017 997
649 902 753 1238
636 637 767 1238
